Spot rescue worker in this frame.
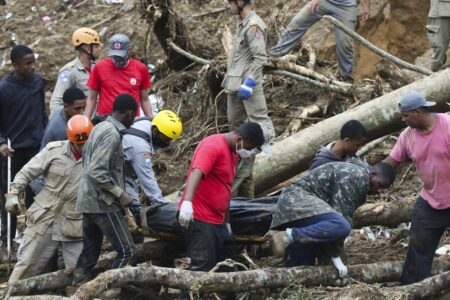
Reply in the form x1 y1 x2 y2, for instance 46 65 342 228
269 161 395 278
426 0 450 71
223 0 275 198
73 94 138 285
0 45 48 250
269 0 371 81
177 122 265 272
224 0 274 136
49 28 101 115
4 115 93 282
41 87 87 149
84 34 153 119
123 110 182 211
309 119 367 170
383 91 450 284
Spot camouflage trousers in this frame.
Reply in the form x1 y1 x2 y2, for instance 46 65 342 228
426 17 450 71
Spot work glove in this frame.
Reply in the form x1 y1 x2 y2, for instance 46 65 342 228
119 192 134 208
331 256 348 278
5 193 21 214
178 201 193 228
238 76 256 100
225 223 233 236
0 144 14 157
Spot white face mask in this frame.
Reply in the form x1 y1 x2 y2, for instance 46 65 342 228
236 139 254 159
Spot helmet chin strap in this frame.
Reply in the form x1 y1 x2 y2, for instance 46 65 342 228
236 1 248 14
79 45 96 63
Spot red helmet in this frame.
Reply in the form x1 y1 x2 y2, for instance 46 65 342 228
66 115 93 144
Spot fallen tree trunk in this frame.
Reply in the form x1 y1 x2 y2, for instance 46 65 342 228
254 69 450 194
387 269 450 299
352 197 416 229
328 268 450 300
0 239 184 298
71 258 450 299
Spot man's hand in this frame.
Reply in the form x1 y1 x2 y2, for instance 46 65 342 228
178 201 193 228
225 223 233 236
119 192 134 208
308 0 320 15
5 193 21 214
0 144 14 157
361 1 371 21
331 256 348 278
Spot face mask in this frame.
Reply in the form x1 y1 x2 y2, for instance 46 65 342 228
153 135 170 149
236 139 253 159
112 53 130 68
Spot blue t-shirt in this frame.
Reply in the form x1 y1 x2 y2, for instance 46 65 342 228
40 107 68 150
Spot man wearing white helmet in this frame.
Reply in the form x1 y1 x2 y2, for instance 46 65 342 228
50 28 101 115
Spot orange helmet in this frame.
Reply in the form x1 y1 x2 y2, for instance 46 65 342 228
66 115 94 144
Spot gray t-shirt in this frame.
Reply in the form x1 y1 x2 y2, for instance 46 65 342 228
40 107 68 150
327 0 357 6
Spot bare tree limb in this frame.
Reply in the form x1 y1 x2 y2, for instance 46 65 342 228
167 40 353 94
72 259 450 299
356 135 395 157
167 39 210 65
267 70 352 94
323 16 433 76
191 7 227 19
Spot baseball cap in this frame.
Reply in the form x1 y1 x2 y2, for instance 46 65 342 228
108 33 130 58
398 91 435 112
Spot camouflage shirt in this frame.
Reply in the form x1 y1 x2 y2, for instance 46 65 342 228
271 161 370 229
76 116 125 213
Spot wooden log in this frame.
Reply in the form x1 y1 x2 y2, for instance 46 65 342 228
387 269 450 299
0 239 184 298
328 268 450 300
352 197 416 229
72 258 450 299
254 69 450 194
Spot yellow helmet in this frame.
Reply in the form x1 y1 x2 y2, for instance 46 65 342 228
72 27 100 46
152 110 183 140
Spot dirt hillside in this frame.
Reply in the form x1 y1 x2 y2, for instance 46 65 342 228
0 0 436 194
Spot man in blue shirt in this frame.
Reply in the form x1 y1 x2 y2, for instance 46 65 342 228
41 87 87 149
0 45 48 249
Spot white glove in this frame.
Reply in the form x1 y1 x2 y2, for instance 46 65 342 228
178 201 193 228
5 193 21 214
226 223 233 235
331 256 348 278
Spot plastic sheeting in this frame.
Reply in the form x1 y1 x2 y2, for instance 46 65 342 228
141 196 279 237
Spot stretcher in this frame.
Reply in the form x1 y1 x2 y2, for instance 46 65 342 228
138 196 279 243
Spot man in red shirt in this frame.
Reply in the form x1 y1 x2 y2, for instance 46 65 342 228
84 33 153 119
178 122 266 272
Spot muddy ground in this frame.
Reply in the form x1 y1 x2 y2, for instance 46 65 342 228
0 0 449 299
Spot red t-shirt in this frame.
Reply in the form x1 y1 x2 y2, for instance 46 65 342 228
87 57 151 116
179 134 238 224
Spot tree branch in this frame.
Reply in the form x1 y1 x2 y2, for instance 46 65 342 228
323 16 433 76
